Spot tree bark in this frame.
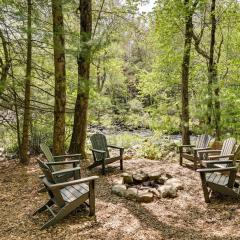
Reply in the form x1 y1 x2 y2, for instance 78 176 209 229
0 29 10 95
208 0 220 139
68 0 92 157
20 0 32 164
181 0 195 145
51 0 66 154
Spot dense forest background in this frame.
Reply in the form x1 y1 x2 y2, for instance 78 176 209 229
1 0 240 163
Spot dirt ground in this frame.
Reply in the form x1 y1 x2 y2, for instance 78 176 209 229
0 157 240 240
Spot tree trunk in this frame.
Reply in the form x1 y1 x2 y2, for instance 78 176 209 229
20 0 32 164
52 0 66 155
68 0 92 157
0 29 10 95
208 0 220 139
181 0 194 145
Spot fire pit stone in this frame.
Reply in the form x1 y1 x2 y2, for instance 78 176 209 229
112 170 184 202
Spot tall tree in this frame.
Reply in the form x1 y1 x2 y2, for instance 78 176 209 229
208 0 221 139
192 0 221 139
20 0 32 164
69 0 92 157
52 0 66 154
181 0 199 145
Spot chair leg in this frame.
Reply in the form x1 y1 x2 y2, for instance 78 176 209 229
193 155 197 170
102 160 105 175
89 181 96 216
200 172 210 203
41 201 80 229
193 150 200 170
120 157 123 170
38 186 47 193
179 148 183 166
33 199 54 216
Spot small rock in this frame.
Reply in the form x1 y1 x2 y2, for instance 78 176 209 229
148 188 161 198
112 178 123 185
112 184 127 197
165 178 184 190
148 171 162 181
122 173 134 184
125 188 138 200
133 173 148 183
157 174 168 184
137 191 154 203
158 185 177 198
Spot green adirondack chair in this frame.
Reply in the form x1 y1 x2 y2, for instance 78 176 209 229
198 137 236 168
34 159 98 229
40 143 82 182
197 159 240 203
179 134 212 169
88 133 124 175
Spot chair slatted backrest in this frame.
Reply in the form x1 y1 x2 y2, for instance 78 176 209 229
220 138 236 160
90 133 110 161
37 159 65 206
40 143 54 162
40 143 59 171
212 138 236 168
196 134 211 149
37 159 55 183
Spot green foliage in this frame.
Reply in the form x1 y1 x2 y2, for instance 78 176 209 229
141 133 178 160
2 0 240 153
107 132 143 149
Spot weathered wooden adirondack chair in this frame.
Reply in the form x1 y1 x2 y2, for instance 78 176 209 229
88 133 124 175
40 143 82 182
34 159 98 229
197 159 240 203
179 134 212 169
198 138 236 168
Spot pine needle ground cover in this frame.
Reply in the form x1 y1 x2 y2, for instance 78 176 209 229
0 158 240 240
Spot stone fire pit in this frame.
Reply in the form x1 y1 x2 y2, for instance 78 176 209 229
111 170 184 203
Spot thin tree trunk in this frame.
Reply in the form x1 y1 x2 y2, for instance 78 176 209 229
52 0 66 155
20 0 32 164
68 0 92 157
208 0 220 139
14 90 21 156
0 29 10 95
181 0 194 145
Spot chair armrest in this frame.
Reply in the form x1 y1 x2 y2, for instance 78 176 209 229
52 167 81 177
53 154 82 159
208 154 233 160
197 166 236 173
90 148 105 154
46 160 79 165
197 149 221 154
202 160 234 165
194 147 211 151
45 176 99 190
107 145 124 150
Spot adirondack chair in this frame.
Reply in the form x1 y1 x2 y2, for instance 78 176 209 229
88 133 124 175
40 143 82 182
197 159 240 203
198 138 236 168
179 134 211 169
34 159 98 229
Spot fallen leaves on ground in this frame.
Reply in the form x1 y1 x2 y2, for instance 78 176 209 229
0 157 240 240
